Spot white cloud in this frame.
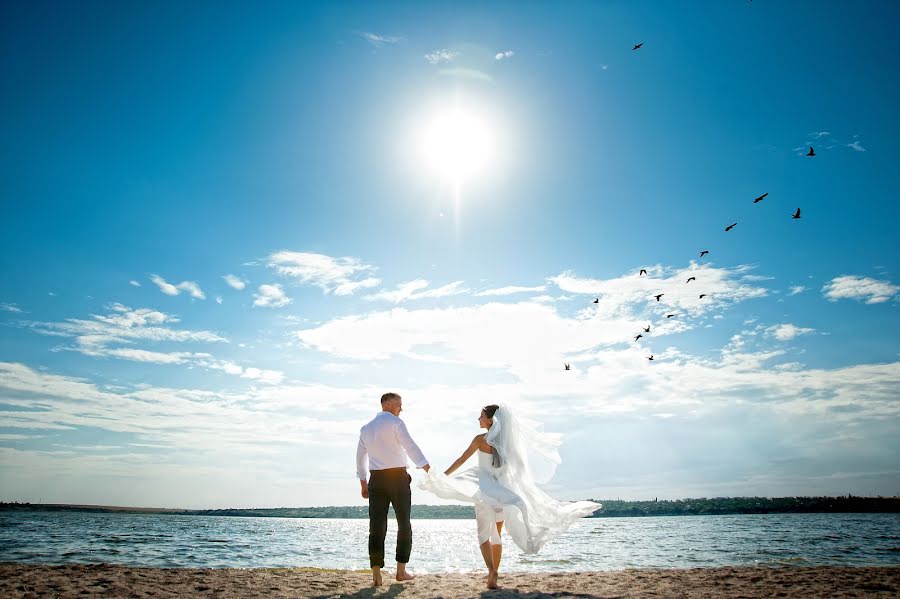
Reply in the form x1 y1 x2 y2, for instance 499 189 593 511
847 141 866 152
33 304 225 349
150 275 206 300
823 275 899 304
223 274 246 291
150 274 179 296
129 280 141 287
176 280 205 300
476 285 546 297
1 303 22 313
253 284 291 308
358 32 403 47
215 296 223 305
425 49 459 64
365 279 468 303
27 305 283 384
267 251 380 295
768 324 815 341
495 50 514 60
549 263 768 318
788 286 806 296
812 131 831 138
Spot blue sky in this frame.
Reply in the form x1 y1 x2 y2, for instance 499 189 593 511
1 1 898 508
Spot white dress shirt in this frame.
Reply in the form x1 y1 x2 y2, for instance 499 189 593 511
357 411 429 480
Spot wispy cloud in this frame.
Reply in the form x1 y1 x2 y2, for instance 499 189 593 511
365 279 468 303
222 274 246 291
129 280 141 287
811 131 831 139
358 32 403 47
267 251 380 296
150 275 206 300
767 323 815 341
1 303 23 313
549 263 768 317
425 49 459 64
253 284 291 309
823 275 899 304
28 304 283 384
475 285 546 297
847 141 866 152
788 285 806 296
33 304 225 346
495 50 514 60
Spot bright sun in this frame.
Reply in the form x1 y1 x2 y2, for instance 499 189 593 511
420 106 496 184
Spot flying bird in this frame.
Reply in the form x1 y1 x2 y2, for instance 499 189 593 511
699 250 709 258
725 223 737 232
753 192 769 204
654 293 664 301
666 314 676 318
699 294 707 299
647 355 654 361
639 269 647 276
807 146 815 157
634 334 643 342
564 363 570 371
686 277 696 283
593 298 599 304
633 43 643 50
792 208 802 219
643 325 651 333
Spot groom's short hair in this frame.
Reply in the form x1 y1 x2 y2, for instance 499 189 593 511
381 392 401 404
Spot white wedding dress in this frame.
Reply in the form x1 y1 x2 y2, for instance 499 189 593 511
420 405 601 554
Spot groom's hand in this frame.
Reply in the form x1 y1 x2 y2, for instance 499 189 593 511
422 464 430 473
360 480 369 499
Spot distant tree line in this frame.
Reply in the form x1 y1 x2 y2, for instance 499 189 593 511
2 495 897 519
583 495 900 517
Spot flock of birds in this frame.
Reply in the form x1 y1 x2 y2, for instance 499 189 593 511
564 41 809 370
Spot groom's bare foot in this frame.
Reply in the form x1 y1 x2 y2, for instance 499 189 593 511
371 567 382 587
486 570 499 589
395 564 415 581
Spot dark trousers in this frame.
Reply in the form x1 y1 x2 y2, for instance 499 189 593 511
368 467 412 568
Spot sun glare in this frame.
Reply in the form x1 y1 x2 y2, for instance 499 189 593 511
420 106 496 184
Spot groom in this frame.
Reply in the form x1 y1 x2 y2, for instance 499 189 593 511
356 392 430 586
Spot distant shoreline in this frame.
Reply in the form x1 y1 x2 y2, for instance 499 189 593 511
3 496 898 519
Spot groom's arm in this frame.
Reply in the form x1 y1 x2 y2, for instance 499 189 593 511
356 437 369 498
396 420 430 472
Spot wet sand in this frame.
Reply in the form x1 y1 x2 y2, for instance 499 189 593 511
1 563 898 598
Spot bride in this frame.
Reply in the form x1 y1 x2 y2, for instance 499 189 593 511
420 404 601 589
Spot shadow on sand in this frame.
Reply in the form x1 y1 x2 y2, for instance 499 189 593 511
479 592 615 599
311 582 406 599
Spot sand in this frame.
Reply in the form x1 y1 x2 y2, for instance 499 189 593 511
1 563 898 598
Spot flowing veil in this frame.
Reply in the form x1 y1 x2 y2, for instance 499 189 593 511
420 404 601 554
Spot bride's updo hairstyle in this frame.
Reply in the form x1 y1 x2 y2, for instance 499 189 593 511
482 404 499 422
482 405 501 466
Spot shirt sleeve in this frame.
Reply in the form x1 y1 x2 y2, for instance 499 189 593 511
396 420 429 468
356 435 369 480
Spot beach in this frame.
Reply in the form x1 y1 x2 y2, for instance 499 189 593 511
2 564 898 598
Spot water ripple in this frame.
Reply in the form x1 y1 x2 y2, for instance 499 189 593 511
0 511 897 572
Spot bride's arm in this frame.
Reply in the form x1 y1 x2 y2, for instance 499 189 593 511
444 435 481 476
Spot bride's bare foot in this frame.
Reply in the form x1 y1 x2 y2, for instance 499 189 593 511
372 567 382 587
486 569 499 589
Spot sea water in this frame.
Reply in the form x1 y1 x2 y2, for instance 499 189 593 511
1 511 898 572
